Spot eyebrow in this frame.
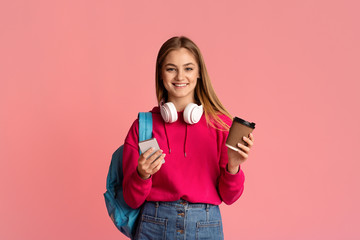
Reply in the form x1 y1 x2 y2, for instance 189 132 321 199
164 63 195 67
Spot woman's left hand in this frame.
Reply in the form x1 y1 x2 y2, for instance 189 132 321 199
227 133 254 174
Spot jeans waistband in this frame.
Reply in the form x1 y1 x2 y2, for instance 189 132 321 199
147 199 217 209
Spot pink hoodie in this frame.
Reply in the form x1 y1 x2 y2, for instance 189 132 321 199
122 106 245 209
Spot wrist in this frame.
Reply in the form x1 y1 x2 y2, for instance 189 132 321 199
226 163 240 175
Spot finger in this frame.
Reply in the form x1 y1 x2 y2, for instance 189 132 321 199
237 143 250 153
151 154 166 172
243 136 253 147
142 147 155 159
249 133 254 142
146 149 163 163
138 154 147 164
150 153 165 166
237 149 248 159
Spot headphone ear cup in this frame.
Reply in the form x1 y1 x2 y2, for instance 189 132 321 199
184 103 203 124
161 102 178 123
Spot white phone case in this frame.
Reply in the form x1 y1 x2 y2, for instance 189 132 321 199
138 138 165 163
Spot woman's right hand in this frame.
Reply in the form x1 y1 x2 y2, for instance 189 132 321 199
137 148 166 180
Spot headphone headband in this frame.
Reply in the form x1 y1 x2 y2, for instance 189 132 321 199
160 100 203 124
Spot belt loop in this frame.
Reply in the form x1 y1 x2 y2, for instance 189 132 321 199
155 201 159 217
206 204 210 221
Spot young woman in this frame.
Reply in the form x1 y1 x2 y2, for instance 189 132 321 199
122 36 254 240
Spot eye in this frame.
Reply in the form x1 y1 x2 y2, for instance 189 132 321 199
185 67 193 71
166 68 176 72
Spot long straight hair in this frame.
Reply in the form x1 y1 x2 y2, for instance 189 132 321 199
155 36 232 131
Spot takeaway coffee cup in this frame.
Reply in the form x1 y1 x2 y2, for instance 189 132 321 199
226 117 256 152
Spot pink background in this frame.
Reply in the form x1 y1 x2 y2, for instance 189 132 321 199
1 0 359 239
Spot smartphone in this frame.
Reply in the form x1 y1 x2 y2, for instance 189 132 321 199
138 138 165 163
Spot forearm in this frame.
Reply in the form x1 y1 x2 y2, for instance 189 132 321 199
123 169 152 209
122 141 152 209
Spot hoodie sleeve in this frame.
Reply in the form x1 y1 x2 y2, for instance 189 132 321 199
217 115 246 205
122 119 153 209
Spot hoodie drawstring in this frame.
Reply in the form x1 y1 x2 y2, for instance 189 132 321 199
163 119 188 157
184 124 188 157
163 121 171 154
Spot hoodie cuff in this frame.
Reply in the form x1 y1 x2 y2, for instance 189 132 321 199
224 164 244 181
133 169 153 183
131 169 153 196
220 164 245 205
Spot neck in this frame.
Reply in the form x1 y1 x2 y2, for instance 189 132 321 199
167 95 196 112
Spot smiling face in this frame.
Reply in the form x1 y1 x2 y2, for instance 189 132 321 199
161 48 200 103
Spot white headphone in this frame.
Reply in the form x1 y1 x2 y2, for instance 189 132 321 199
160 100 204 124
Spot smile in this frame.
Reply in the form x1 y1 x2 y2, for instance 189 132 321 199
172 83 188 88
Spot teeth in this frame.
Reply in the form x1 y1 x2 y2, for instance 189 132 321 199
174 84 187 87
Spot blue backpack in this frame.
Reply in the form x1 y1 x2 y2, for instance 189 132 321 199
104 112 153 239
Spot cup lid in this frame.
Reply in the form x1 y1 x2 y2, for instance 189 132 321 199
233 117 256 129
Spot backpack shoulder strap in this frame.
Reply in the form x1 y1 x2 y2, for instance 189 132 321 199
138 112 153 154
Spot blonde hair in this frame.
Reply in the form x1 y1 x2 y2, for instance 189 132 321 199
155 36 232 131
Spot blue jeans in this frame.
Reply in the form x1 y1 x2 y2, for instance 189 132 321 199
134 199 224 240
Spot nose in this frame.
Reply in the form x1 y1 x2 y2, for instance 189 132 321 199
176 69 185 81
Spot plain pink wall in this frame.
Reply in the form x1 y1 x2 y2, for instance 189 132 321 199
1 0 359 239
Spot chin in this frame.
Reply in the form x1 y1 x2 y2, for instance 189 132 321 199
172 92 194 99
